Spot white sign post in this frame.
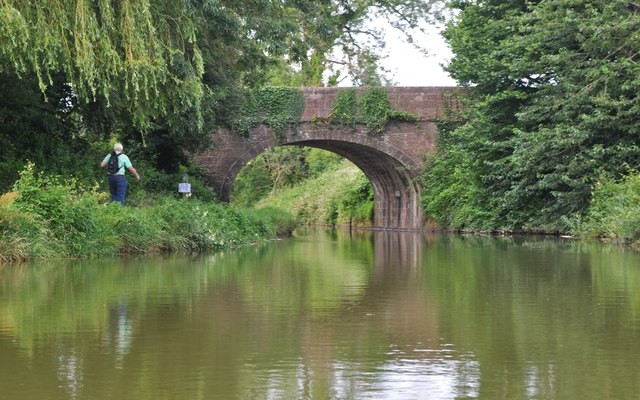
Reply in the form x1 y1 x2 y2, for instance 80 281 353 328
178 183 191 194
178 174 191 197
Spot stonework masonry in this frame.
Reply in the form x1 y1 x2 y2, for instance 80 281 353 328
194 86 461 230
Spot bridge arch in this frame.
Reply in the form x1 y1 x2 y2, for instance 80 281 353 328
194 87 460 230
220 127 423 229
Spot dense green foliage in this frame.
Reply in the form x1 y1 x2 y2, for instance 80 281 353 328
5 0 639 249
231 146 374 229
572 173 640 247
0 0 306 129
232 148 344 208
422 0 640 233
255 160 374 227
330 87 418 134
228 87 304 138
0 163 293 263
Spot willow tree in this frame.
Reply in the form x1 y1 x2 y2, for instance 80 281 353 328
0 0 313 178
1 0 207 129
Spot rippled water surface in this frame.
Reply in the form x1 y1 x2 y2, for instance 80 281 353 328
1 230 640 399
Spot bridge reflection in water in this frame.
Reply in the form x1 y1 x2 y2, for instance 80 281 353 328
2 230 640 399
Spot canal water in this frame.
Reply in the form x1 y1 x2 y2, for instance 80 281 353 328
1 229 639 399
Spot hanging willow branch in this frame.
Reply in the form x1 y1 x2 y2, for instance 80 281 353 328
0 0 205 130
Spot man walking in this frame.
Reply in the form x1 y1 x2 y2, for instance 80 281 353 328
100 143 141 205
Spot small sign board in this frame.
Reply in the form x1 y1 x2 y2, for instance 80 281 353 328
178 183 192 193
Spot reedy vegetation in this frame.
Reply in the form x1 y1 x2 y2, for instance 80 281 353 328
0 163 294 263
254 159 373 228
570 173 640 248
232 146 374 228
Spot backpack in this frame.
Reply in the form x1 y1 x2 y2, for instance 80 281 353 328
106 152 122 174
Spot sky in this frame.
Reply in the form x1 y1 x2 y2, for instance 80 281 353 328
381 24 457 87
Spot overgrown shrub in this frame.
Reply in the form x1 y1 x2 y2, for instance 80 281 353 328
229 87 304 138
248 207 296 237
330 87 418 135
572 172 640 245
335 174 373 227
257 161 373 227
0 163 293 263
0 191 55 262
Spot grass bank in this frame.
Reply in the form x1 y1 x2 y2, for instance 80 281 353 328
0 163 295 263
256 160 373 228
568 172 640 250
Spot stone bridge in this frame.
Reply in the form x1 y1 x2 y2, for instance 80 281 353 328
194 87 461 230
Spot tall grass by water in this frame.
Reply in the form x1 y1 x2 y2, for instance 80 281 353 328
570 172 640 249
256 160 373 227
0 163 294 263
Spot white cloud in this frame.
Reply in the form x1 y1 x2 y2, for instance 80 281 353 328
331 15 457 87
382 23 456 87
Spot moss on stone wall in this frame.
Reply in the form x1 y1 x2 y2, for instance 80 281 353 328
229 86 417 138
330 87 418 135
230 87 304 139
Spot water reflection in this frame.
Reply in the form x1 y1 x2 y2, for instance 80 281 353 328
1 231 640 399
104 299 133 367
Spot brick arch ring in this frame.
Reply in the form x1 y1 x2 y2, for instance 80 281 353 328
212 126 425 230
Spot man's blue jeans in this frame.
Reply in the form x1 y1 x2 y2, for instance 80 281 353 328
108 175 127 206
